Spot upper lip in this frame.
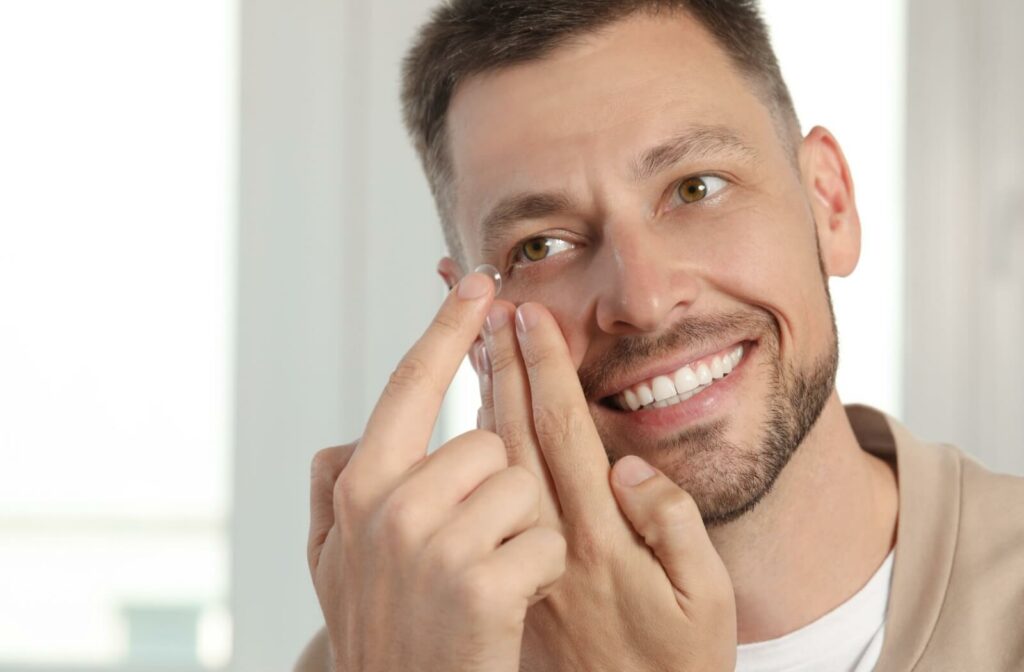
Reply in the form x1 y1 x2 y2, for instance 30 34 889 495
589 337 754 402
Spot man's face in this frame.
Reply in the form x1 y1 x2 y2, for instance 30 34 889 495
444 12 857 526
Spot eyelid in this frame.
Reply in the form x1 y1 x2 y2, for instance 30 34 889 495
664 173 731 212
506 232 579 272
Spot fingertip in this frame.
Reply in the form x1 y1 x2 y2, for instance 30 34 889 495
457 270 495 300
612 455 658 488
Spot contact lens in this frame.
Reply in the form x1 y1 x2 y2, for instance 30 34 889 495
473 264 503 296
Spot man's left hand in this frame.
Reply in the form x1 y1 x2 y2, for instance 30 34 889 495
478 300 737 672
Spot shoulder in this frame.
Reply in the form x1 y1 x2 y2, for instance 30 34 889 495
953 447 1024 565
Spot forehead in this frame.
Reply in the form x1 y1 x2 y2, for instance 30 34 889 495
446 11 778 253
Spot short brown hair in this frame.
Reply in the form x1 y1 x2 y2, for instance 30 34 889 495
401 0 800 263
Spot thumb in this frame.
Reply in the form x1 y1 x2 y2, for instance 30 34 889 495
610 455 731 607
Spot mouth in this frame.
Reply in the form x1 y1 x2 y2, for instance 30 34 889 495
599 340 753 413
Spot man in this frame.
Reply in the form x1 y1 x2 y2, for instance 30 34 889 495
298 1 1024 670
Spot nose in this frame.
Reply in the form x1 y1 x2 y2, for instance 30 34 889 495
592 224 700 335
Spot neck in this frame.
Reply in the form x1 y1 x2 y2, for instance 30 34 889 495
708 394 898 644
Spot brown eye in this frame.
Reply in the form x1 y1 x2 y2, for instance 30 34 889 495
514 236 575 265
522 237 551 261
677 176 709 203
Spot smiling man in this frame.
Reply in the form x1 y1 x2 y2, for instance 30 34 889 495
298 2 1024 671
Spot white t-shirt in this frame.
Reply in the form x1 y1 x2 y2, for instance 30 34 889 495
735 549 894 672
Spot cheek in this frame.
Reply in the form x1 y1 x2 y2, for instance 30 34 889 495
698 202 830 346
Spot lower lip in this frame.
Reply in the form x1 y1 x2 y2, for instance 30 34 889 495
599 340 758 434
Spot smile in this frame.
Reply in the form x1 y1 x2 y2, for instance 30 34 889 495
611 342 747 412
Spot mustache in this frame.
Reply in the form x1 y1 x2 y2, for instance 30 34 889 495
578 310 778 400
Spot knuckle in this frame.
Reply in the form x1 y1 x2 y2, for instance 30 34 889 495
505 464 537 490
310 442 356 481
383 357 438 400
652 490 700 529
456 565 502 614
332 468 366 513
431 309 462 337
425 534 469 577
486 344 519 375
461 429 508 468
379 494 424 548
494 420 533 458
538 528 568 569
571 530 603 565
643 490 700 546
532 405 584 445
505 465 540 502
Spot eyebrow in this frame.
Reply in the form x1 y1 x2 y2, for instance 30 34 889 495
479 190 576 257
631 124 759 182
477 124 757 254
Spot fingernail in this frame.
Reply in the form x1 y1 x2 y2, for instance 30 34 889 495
458 272 492 300
478 343 491 376
485 305 508 333
515 303 540 335
473 264 502 295
614 455 657 487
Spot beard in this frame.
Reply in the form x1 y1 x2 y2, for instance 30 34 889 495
580 293 839 528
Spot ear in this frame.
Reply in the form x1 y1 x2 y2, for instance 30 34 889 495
798 126 861 278
437 256 464 291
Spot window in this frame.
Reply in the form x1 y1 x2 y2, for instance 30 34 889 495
0 1 235 667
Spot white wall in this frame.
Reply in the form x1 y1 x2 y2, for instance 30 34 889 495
903 0 1024 474
233 1 443 669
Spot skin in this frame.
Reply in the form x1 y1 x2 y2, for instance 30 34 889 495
309 9 899 671
439 11 897 644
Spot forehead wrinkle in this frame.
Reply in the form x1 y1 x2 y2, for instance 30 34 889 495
632 124 760 182
477 190 577 257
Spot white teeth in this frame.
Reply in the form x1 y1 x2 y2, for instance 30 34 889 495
614 343 748 412
651 375 677 402
673 366 699 394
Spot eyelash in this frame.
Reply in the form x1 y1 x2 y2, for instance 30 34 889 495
507 235 578 272
503 173 731 272
665 173 731 211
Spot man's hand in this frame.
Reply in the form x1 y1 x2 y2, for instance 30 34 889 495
478 300 737 672
306 274 566 672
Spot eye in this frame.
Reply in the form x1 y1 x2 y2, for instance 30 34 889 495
672 175 729 206
513 236 575 264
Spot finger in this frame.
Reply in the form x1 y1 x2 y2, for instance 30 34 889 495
610 455 733 609
514 302 616 521
475 341 495 431
432 466 541 562
486 526 567 606
384 429 508 544
351 271 496 489
307 442 357 573
483 301 559 521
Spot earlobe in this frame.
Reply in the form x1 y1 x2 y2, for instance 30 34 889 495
799 126 861 278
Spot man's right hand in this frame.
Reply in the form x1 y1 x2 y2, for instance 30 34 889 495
306 270 567 672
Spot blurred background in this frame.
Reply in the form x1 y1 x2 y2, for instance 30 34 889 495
0 0 1020 669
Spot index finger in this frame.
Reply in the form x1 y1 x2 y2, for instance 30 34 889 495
350 271 495 484
513 302 618 522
